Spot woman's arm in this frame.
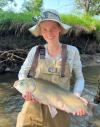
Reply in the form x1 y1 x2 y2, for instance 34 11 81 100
72 47 84 95
18 46 38 103
18 46 37 80
72 48 88 115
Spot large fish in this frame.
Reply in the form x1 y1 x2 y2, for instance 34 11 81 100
14 78 88 114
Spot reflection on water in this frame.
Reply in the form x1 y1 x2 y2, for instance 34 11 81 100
0 72 18 83
0 66 100 127
83 66 100 86
0 72 23 127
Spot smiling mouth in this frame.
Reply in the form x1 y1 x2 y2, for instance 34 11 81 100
47 36 55 39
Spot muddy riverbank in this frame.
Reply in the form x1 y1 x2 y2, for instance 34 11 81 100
0 21 100 73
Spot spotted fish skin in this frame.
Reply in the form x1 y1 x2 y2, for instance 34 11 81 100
14 78 88 114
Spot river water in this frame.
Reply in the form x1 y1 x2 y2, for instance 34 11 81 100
0 66 100 127
0 73 23 127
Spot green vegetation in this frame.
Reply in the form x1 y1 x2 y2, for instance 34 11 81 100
75 0 100 16
0 11 33 23
0 0 14 8
22 0 43 15
0 11 100 31
61 13 100 31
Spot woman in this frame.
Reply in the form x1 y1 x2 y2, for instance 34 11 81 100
16 9 87 127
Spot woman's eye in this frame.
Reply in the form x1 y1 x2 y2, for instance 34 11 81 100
42 29 47 33
44 29 47 32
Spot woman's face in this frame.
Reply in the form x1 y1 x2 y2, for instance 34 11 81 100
40 20 62 43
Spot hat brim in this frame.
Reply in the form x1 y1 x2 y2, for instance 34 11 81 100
29 19 71 37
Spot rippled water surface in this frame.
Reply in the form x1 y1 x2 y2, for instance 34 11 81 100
0 72 23 127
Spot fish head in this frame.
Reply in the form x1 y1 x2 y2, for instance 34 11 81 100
13 78 36 94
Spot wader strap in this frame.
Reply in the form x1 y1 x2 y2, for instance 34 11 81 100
61 44 67 77
29 44 67 77
28 45 45 77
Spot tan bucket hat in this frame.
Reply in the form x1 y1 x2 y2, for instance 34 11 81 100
29 9 71 37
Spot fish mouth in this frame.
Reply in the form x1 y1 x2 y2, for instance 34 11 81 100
14 78 36 93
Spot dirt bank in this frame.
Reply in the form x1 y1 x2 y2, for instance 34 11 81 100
0 21 100 73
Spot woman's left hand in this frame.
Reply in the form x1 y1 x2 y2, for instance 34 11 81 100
73 93 88 116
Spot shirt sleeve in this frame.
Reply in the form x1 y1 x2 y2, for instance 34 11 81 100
18 46 37 80
72 47 85 94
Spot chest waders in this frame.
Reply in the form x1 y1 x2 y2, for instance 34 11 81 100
16 44 71 127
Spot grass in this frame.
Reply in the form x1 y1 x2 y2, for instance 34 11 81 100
61 13 100 31
0 11 33 23
0 11 100 31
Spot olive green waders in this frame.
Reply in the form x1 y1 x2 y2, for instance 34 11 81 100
16 45 71 127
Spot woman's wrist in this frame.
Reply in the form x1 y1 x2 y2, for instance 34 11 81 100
74 92 81 97
74 92 88 105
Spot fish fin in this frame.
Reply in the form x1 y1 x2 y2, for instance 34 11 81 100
48 105 58 118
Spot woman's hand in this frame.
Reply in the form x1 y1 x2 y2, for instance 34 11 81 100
22 91 38 103
73 93 88 116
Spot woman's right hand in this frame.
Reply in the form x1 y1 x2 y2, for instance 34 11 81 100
22 91 38 103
